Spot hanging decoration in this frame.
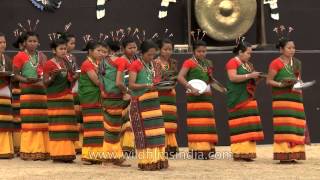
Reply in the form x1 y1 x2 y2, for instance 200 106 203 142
158 0 177 19
97 0 111 20
264 0 279 20
30 0 62 12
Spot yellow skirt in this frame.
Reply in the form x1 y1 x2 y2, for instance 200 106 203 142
188 142 215 159
165 133 178 155
188 142 215 151
49 140 76 161
0 132 14 159
74 132 83 153
273 142 306 160
231 141 256 159
82 146 103 162
13 131 21 153
137 147 168 170
121 121 135 154
20 131 49 160
102 141 124 161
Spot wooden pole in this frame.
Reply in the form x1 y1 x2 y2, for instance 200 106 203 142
187 0 192 51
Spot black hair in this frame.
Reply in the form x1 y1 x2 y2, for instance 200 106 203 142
83 40 103 52
276 37 293 49
107 39 120 52
140 40 158 54
121 37 136 48
0 32 5 38
12 33 25 49
50 38 67 49
58 32 76 43
233 40 252 54
192 40 207 51
24 31 40 42
156 38 174 49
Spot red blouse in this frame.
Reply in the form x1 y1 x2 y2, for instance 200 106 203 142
182 59 197 69
12 51 29 70
182 59 213 74
269 58 284 72
81 60 96 74
226 58 241 70
12 51 45 76
128 60 143 73
113 57 129 72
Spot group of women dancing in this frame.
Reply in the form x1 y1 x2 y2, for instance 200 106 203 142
0 24 308 171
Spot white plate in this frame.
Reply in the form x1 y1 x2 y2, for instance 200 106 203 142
293 80 316 90
188 79 207 94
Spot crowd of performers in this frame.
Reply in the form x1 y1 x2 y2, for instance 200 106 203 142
0 23 308 170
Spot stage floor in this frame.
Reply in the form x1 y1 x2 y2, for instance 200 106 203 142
1 144 319 179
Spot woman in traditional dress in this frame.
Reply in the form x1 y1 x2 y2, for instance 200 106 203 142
100 39 131 167
129 40 168 170
79 40 104 164
120 37 138 156
153 38 179 156
177 40 217 160
225 38 264 161
13 31 49 160
43 38 78 162
0 33 14 159
61 33 82 154
11 32 25 155
267 34 306 163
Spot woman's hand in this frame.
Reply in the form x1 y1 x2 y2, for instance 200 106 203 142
146 84 156 91
189 86 201 96
248 72 261 79
122 93 131 101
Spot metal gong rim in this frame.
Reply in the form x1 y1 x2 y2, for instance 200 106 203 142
195 0 257 41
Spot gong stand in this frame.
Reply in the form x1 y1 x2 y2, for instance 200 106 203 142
256 0 275 50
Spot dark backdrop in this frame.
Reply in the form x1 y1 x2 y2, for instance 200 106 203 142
1 0 320 50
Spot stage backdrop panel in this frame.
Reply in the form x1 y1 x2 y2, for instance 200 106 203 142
1 0 320 49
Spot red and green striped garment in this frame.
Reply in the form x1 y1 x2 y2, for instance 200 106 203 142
270 58 306 145
44 60 78 141
79 59 104 147
226 58 264 144
0 80 14 132
184 59 218 144
129 60 165 149
11 83 21 132
153 58 178 134
158 89 177 133
100 58 127 144
64 54 83 131
13 51 48 132
0 55 14 132
73 94 83 132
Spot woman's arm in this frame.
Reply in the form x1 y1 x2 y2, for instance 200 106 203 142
177 67 200 95
227 69 261 83
266 69 282 87
115 71 128 93
87 70 101 87
13 67 28 83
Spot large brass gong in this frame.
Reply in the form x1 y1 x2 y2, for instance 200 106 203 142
195 0 257 41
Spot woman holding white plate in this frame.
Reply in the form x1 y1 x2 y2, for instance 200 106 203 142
177 39 218 160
